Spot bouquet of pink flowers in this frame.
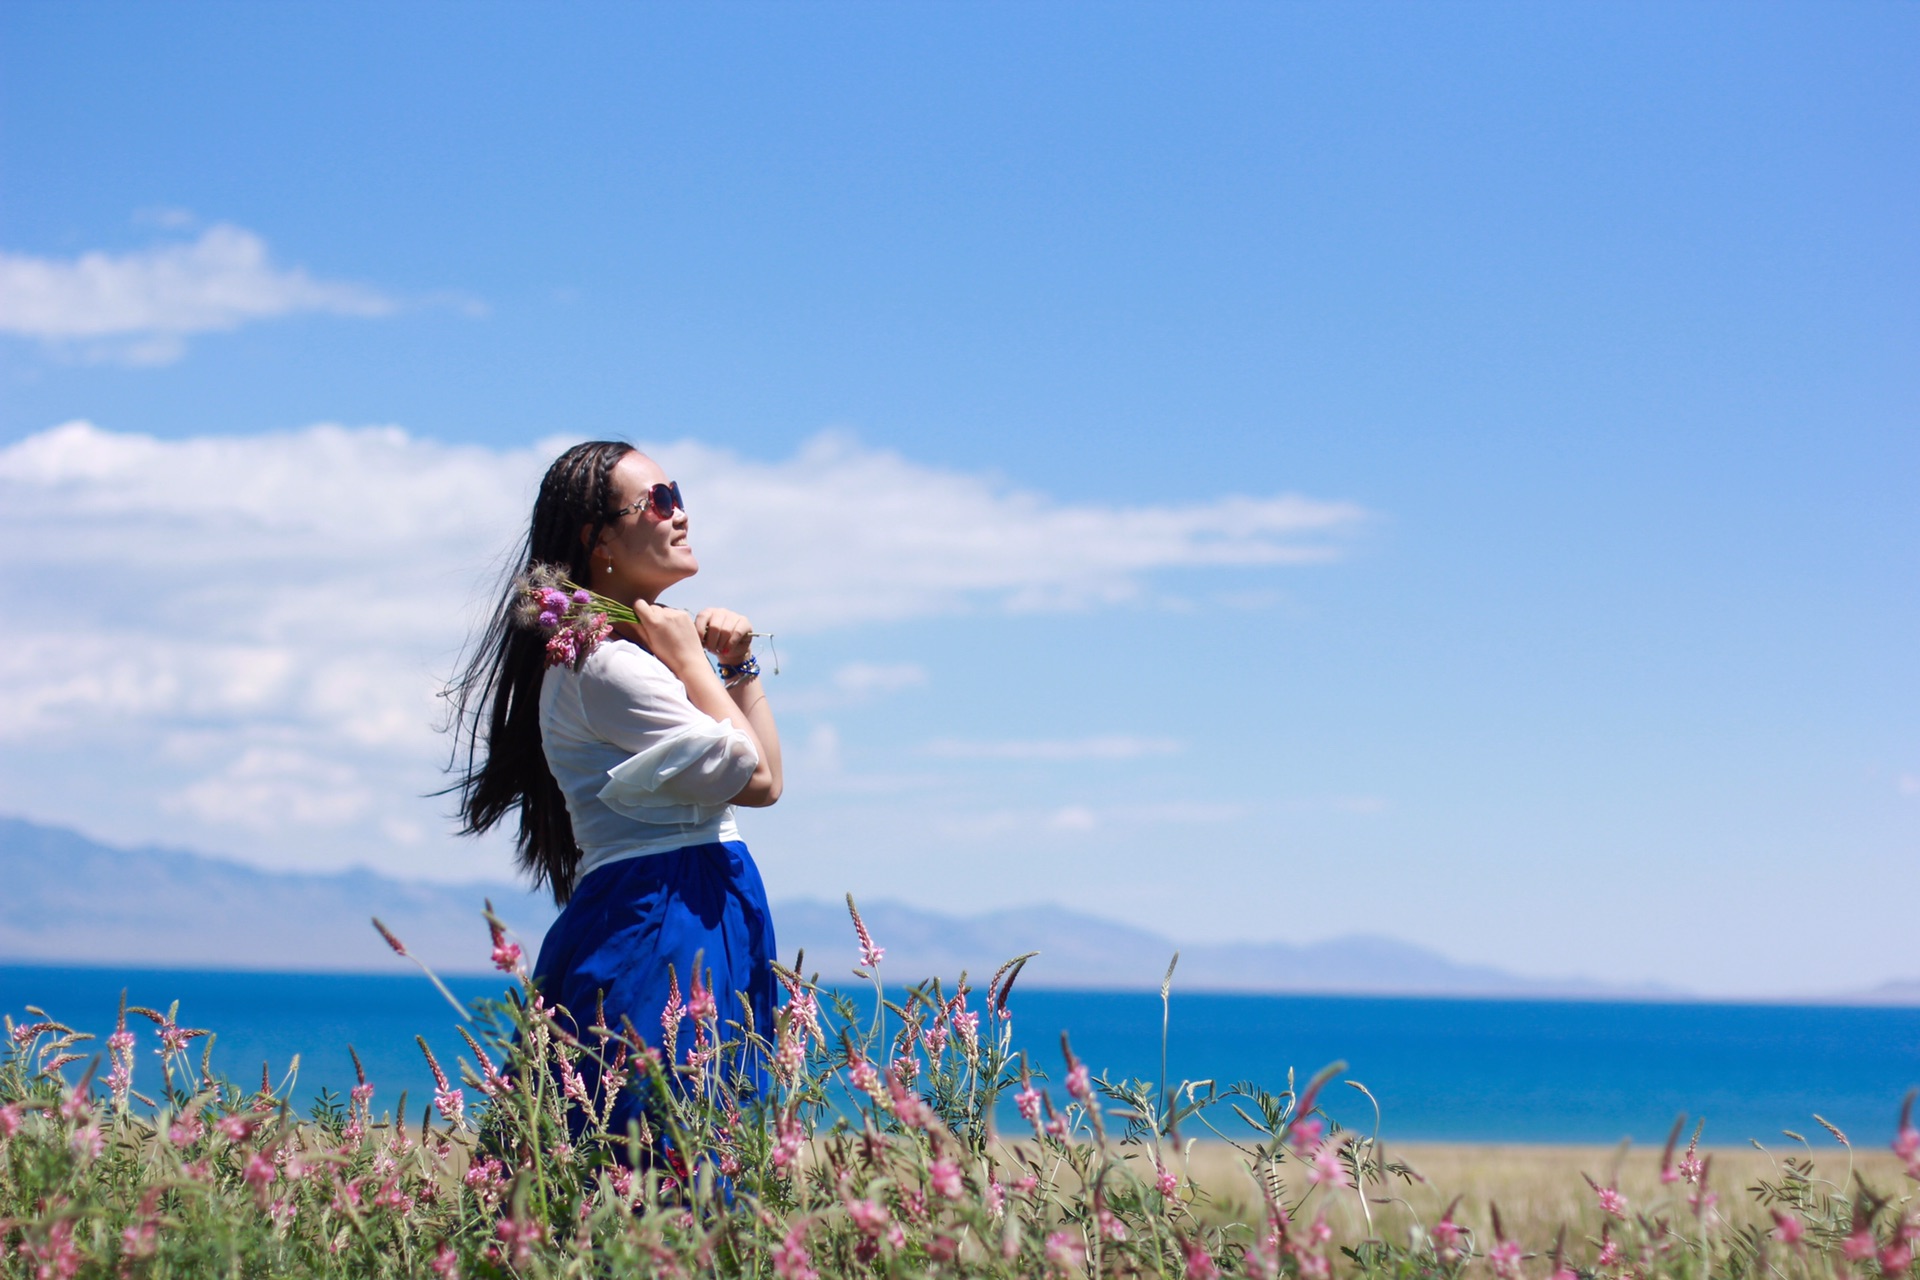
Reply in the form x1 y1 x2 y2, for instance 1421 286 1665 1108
510 563 639 670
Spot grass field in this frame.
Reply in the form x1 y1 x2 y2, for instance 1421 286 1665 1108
1167 1139 1907 1255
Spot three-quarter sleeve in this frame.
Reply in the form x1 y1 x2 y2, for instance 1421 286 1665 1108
575 643 760 820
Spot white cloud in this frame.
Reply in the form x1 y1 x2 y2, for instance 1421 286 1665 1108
923 735 1184 761
0 224 395 364
1047 805 1099 832
0 420 1362 875
678 432 1365 627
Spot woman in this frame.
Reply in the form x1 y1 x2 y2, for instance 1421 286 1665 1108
446 440 784 1139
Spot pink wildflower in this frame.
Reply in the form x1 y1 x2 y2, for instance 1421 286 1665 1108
0 1103 23 1138
167 1112 202 1147
775 1025 806 1083
772 1109 806 1170
1880 1243 1914 1274
1897 1123 1920 1179
1306 1140 1351 1188
889 1053 920 1086
846 1198 890 1237
1066 1060 1091 1102
1596 1185 1628 1219
1843 1230 1879 1263
953 1008 980 1058
1098 1207 1129 1241
1677 1135 1703 1184
929 1158 964 1198
465 1156 508 1211
544 629 580 668
217 1113 257 1142
661 969 685 1032
459 1029 511 1098
1157 1161 1179 1198
431 1242 461 1279
417 1037 466 1125
1489 1239 1524 1279
244 1150 278 1190
1045 1230 1087 1273
887 1074 936 1128
122 1215 160 1259
1597 1234 1622 1268
771 1220 818 1280
987 1178 1007 1215
1015 1174 1039 1194
847 894 885 968
558 1055 591 1106
495 1216 546 1269
373 1179 415 1214
922 1021 950 1057
487 914 524 974
130 1006 208 1058
1289 1116 1325 1151
21 1218 80 1280
686 968 717 1023
1308 1213 1333 1246
848 1057 881 1097
1016 1083 1043 1126
1183 1236 1220 1280
70 1123 104 1159
1430 1216 1464 1256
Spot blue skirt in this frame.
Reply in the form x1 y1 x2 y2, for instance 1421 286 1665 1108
532 840 779 1148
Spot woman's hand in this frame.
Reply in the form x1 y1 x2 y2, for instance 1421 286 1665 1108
623 600 709 676
694 608 754 666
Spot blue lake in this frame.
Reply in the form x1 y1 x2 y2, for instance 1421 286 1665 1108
4 964 1915 1147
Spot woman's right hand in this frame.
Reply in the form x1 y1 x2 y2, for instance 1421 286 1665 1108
624 600 709 675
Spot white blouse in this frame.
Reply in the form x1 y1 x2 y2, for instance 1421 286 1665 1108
538 638 760 880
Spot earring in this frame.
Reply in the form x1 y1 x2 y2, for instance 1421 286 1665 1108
605 563 613 574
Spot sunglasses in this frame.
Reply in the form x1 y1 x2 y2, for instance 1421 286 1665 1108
610 481 685 521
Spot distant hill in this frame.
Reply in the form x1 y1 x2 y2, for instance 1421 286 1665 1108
773 898 1676 998
0 815 1669 996
0 816 557 974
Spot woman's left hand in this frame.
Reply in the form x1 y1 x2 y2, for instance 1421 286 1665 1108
695 608 754 666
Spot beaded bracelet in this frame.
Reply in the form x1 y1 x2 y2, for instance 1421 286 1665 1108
718 654 761 684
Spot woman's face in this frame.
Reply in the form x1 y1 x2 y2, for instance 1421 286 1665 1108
594 452 698 603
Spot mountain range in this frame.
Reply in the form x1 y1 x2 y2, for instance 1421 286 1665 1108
3 816 1907 1002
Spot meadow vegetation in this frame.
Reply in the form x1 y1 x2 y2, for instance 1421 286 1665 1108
2 898 1914 1279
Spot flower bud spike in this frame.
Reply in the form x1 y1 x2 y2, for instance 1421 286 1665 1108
370 918 472 1022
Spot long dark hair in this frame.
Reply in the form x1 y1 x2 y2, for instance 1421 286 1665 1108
445 440 634 904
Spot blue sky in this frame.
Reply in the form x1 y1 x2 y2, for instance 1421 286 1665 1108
1 2 1914 996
